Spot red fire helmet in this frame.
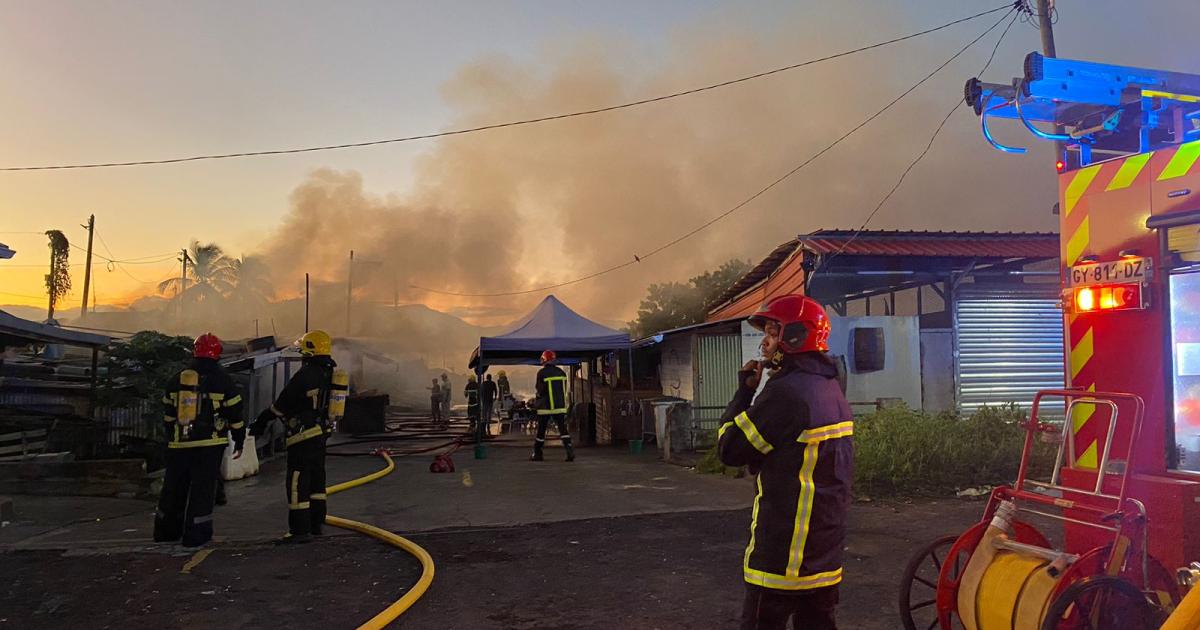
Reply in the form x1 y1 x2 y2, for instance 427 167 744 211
540 350 557 364
747 295 830 353
194 333 223 359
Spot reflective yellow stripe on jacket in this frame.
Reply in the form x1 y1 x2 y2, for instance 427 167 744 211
286 425 326 447
739 417 854 590
538 375 569 415
772 421 853 585
733 411 773 455
168 436 229 449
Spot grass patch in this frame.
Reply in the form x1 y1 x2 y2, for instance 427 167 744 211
854 405 1055 497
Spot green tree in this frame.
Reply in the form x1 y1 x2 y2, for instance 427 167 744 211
628 258 751 337
157 240 235 304
44 230 71 320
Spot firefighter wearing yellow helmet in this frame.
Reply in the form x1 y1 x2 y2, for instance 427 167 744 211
251 330 347 543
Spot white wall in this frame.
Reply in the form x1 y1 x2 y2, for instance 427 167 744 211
741 320 765 365
658 333 693 400
827 316 922 410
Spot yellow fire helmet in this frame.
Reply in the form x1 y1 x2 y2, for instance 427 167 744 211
297 330 332 357
498 370 507 377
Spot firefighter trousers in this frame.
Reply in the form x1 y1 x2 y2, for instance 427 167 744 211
154 444 224 547
533 413 574 458
740 584 839 630
286 437 327 536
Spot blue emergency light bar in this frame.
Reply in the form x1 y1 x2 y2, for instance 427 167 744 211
965 52 1200 165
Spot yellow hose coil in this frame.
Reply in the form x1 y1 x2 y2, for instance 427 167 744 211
976 551 1048 630
326 452 436 629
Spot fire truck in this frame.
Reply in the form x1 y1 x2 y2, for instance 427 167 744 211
898 53 1200 629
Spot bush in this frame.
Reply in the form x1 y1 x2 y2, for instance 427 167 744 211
854 405 1055 496
698 405 1056 497
695 441 744 478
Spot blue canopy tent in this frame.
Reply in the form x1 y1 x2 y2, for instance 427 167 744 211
468 295 631 369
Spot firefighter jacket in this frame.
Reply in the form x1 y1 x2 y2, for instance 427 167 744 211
162 358 246 450
535 364 568 415
718 352 854 592
271 356 337 448
464 381 480 407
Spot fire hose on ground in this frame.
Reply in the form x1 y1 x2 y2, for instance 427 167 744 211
324 451 436 629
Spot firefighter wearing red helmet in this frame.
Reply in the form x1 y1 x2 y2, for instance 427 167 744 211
154 333 246 547
531 350 575 462
718 295 853 630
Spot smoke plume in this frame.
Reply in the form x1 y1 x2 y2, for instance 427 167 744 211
255 5 1058 324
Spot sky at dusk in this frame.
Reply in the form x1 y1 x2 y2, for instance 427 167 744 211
2 0 1198 327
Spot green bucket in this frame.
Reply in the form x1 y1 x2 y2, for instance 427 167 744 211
629 439 644 455
474 444 488 459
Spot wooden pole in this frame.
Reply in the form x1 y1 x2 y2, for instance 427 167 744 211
79 214 94 320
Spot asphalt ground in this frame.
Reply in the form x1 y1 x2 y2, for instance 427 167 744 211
1 501 982 629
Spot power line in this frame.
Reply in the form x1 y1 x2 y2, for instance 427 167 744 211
812 9 1022 274
411 7 1017 299
66 242 175 265
97 231 163 284
0 289 46 300
0 4 1014 172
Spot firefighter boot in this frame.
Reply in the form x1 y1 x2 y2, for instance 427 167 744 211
530 439 545 461
564 439 575 462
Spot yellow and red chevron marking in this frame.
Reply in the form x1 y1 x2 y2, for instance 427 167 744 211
1059 141 1200 470
1067 315 1099 469
1059 151 1154 469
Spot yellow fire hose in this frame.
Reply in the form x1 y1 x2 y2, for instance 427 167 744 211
1162 582 1200 630
325 452 435 629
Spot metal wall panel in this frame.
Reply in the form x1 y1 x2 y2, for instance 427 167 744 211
954 285 1065 414
694 334 741 431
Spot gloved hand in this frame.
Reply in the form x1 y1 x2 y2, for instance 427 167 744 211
250 408 275 437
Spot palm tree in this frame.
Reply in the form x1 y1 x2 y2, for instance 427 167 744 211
226 255 273 307
157 241 234 304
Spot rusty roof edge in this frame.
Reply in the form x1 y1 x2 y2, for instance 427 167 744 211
708 239 802 312
709 229 1061 317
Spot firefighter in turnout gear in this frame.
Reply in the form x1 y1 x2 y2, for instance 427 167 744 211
154 333 245 547
251 330 347 543
531 350 575 462
465 374 481 437
718 295 853 630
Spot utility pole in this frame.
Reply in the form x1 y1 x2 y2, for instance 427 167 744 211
1036 0 1057 58
178 248 190 324
79 214 95 321
304 272 310 333
46 247 57 321
1036 0 1065 159
345 250 354 335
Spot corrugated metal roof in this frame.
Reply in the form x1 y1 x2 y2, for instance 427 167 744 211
709 229 1059 313
798 229 1059 258
0 310 110 348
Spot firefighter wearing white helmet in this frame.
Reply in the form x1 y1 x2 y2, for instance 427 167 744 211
251 330 348 543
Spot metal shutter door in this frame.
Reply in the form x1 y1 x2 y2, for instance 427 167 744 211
955 285 1065 414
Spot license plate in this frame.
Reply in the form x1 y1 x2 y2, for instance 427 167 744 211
1069 257 1153 286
